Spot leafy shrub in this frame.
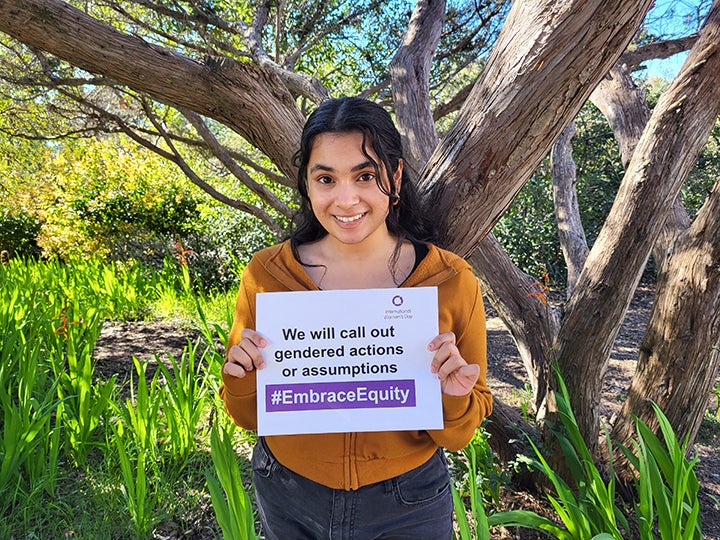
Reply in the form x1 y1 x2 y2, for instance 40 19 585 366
0 209 42 258
484 370 704 540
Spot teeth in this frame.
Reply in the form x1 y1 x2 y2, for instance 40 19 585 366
336 213 364 223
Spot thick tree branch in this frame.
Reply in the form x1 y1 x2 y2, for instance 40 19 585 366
589 64 692 270
432 81 473 121
389 0 445 173
469 234 560 410
418 0 655 256
554 0 720 448
0 0 305 178
551 122 588 298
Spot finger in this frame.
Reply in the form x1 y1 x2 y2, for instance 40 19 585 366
223 360 250 378
441 364 481 396
434 353 462 378
241 328 268 348
427 331 455 351
227 330 267 372
230 342 260 371
429 338 459 374
235 329 268 369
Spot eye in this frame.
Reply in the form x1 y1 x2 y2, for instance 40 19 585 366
358 172 375 183
316 175 334 185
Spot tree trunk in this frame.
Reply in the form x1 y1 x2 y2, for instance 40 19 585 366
418 0 654 256
611 177 720 454
0 0 305 178
551 0 720 451
550 122 588 298
389 0 445 176
469 235 560 410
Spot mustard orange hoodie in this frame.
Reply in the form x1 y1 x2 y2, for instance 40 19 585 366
220 240 492 490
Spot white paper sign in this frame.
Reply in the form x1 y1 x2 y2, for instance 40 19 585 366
256 287 442 436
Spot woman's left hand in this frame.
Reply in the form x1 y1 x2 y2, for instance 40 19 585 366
428 332 480 396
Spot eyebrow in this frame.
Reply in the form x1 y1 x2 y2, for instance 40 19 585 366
309 160 375 173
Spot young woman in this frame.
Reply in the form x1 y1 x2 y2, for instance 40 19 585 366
221 97 492 539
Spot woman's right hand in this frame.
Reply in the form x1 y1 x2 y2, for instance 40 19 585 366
223 328 268 378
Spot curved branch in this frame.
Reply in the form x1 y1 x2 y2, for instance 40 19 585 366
469 234 560 411
389 0 446 172
181 109 294 219
0 0 305 178
142 99 284 235
621 33 700 68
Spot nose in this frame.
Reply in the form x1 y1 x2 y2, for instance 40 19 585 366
334 182 360 208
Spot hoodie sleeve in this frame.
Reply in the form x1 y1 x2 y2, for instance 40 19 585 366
219 261 260 431
426 268 492 451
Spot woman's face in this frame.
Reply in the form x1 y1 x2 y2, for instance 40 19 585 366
306 131 401 248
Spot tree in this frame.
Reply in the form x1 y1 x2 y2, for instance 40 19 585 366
1 0 719 484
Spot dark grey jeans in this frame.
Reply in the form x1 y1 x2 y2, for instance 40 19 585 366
251 437 453 539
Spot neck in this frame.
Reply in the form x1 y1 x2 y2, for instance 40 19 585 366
298 232 412 290
321 232 398 262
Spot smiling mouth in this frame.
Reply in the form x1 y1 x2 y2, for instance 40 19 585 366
334 213 366 223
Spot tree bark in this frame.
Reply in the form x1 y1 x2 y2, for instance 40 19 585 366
550 122 588 298
418 0 654 256
589 63 692 272
0 0 305 179
389 0 445 175
551 0 720 451
590 66 650 169
469 235 560 410
611 177 720 453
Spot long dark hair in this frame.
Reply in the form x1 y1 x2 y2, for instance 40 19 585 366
290 97 436 258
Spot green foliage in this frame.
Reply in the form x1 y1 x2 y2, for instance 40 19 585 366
450 427 508 509
0 209 42 258
493 165 563 280
49 306 117 465
0 127 274 291
684 121 720 218
206 422 258 540
620 403 703 540
483 370 704 540
112 358 164 538
452 441 491 540
0 255 243 537
494 102 624 285
156 342 211 467
43 137 205 259
488 370 628 539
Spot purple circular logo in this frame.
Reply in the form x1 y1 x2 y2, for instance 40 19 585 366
392 295 403 306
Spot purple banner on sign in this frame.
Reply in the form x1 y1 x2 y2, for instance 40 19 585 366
265 379 416 412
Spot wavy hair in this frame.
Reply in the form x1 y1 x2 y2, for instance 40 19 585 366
290 97 436 260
